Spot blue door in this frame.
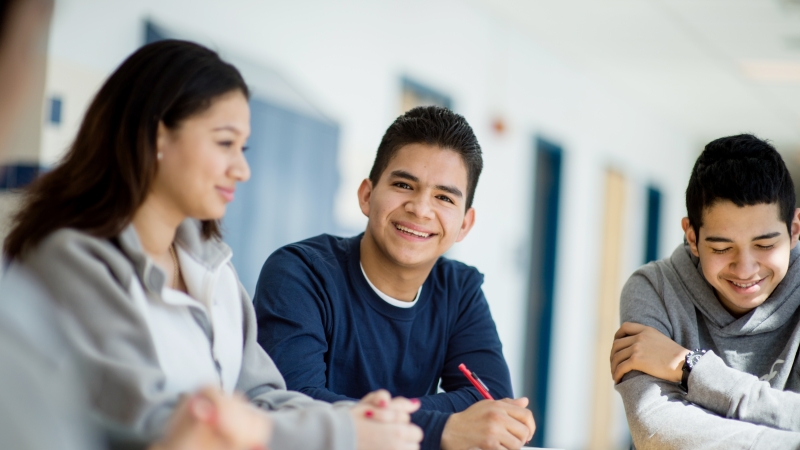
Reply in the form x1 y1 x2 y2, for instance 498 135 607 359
523 137 563 448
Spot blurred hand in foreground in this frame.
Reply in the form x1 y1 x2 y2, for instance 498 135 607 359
151 386 272 450
351 389 423 450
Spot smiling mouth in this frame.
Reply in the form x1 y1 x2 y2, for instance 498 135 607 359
216 187 235 202
394 223 433 239
727 278 765 289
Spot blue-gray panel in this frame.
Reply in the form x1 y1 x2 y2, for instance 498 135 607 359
401 76 452 109
144 20 169 44
223 97 340 296
0 164 45 190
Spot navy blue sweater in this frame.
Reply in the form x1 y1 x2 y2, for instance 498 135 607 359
254 234 512 450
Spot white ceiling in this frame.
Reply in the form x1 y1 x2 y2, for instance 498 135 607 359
470 0 800 153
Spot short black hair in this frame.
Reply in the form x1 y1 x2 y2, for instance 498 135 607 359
369 106 483 209
686 134 796 236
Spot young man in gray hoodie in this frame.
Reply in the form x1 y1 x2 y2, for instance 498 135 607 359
610 134 800 449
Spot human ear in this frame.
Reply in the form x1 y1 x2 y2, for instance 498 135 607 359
357 179 373 218
455 207 476 243
681 217 699 257
790 208 800 249
155 121 170 160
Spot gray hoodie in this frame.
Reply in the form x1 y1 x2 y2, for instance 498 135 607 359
7 220 355 450
617 242 800 449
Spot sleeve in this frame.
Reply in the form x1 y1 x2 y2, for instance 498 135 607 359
235 261 357 450
413 268 513 450
683 351 800 432
618 270 800 449
616 373 800 449
0 282 103 450
438 269 513 400
253 246 342 401
21 231 178 437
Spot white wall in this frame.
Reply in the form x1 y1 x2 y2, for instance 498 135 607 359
45 1 697 447
40 58 107 166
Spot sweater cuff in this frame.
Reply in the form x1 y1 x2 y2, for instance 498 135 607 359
684 350 748 417
412 409 450 450
269 406 356 450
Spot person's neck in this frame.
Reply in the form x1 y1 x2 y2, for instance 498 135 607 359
131 194 184 259
359 229 434 302
712 289 751 319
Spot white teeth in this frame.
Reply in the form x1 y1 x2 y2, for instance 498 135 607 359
395 224 430 238
731 280 758 288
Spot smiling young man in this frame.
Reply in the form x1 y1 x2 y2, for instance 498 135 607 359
253 106 535 450
610 134 800 449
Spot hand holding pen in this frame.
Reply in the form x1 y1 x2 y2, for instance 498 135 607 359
439 363 537 449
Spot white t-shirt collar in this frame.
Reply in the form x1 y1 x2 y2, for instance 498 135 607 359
360 263 421 309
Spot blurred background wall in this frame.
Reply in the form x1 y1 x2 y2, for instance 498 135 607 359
3 0 800 448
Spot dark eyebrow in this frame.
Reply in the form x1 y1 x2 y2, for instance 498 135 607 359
390 170 463 198
704 232 782 243
435 184 463 198
753 232 781 241
390 170 418 183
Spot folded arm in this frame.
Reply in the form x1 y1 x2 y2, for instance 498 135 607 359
612 319 800 432
685 351 800 432
616 270 800 448
617 371 800 449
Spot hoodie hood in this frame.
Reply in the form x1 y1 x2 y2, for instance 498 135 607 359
669 240 800 335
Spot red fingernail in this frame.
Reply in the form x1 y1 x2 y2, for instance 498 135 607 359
190 397 217 425
365 410 373 418
378 400 387 408
207 409 218 426
411 398 420 405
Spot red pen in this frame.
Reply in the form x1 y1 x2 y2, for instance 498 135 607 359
458 363 494 400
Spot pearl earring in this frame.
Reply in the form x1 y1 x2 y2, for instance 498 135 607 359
157 152 163 160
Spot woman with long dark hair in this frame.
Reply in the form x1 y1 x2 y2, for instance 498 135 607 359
0 2 273 447
4 39 421 450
